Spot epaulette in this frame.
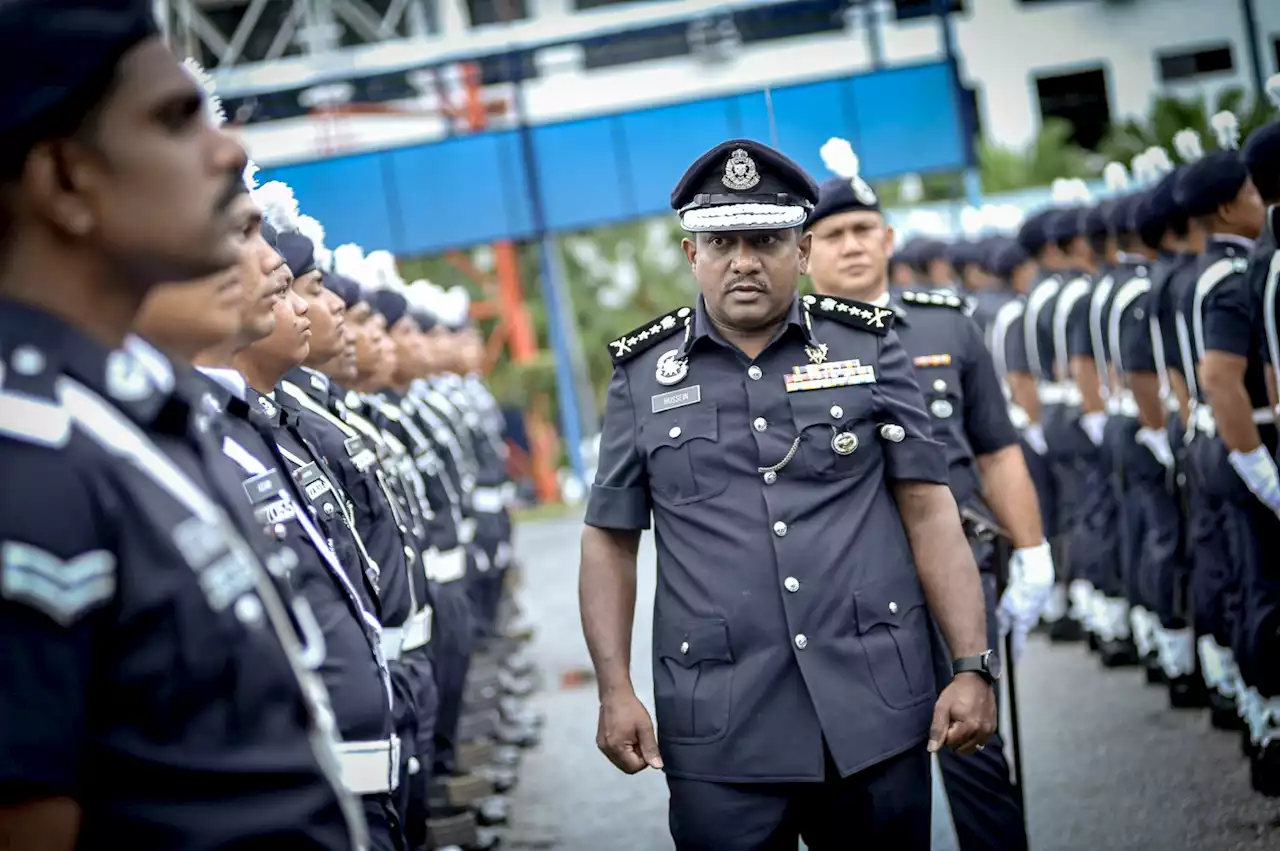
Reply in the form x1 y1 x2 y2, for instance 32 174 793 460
899 289 965 310
608 306 692 365
802 294 894 336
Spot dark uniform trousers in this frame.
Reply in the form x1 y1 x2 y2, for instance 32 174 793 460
1105 415 1146 609
1020 438 1058 542
1061 414 1122 601
1041 403 1079 554
667 746 931 851
1186 432 1243 652
1121 421 1187 626
430 572 475 775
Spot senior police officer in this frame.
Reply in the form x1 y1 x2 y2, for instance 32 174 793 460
579 139 997 850
0 2 366 847
806 138 1053 851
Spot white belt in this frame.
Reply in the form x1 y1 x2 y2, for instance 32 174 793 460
500 482 517 506
401 605 433 651
457 517 476 544
1105 391 1139 418
336 736 400 795
1038 382 1081 406
1192 405 1275 437
380 627 404 662
425 547 467 583
472 486 505 514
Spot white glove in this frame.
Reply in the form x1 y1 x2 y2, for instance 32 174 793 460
1227 446 1280 513
998 541 1055 663
1136 426 1175 469
1079 411 1108 447
1023 423 1048 455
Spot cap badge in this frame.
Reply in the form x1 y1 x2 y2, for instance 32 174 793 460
722 148 761 191
851 176 877 206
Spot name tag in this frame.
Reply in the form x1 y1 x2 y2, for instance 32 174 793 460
292 461 323 489
305 477 332 501
344 435 366 458
243 469 286 506
652 385 701 414
254 497 295 527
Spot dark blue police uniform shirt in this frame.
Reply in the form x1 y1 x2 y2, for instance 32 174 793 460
1179 238 1256 405
891 289 1019 504
1250 208 1280 371
1024 271 1063 381
585 293 948 783
279 368 415 629
966 289 1016 337
0 303 355 849
1118 256 1175 377
989 295 1030 381
1099 260 1149 371
1052 269 1094 375
196 375 393 748
1151 254 1200 382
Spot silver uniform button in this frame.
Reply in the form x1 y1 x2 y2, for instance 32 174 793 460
10 345 46 376
880 424 906 442
680 640 689 655
272 523 288 540
323 502 336 517
889 601 899 614
748 365 763 380
753 417 768 433
773 521 788 537
669 426 682 439
763 470 778 485
933 379 947 393
830 405 844 419
794 634 808 650
784 577 800 593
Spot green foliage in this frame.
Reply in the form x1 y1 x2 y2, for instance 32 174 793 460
1098 85 1279 166
978 117 1094 194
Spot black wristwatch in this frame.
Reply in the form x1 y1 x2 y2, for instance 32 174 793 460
952 650 1001 686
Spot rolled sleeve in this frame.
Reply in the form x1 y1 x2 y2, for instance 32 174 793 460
873 330 949 484
960 320 1019 455
1203 274 1253 358
1065 299 1094 360
584 366 651 530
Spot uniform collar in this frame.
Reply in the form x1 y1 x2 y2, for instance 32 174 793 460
196 366 248 401
284 366 331 405
686 293 818 356
1208 233 1256 252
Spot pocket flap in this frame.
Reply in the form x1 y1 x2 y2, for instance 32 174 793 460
646 403 718 451
854 574 926 632
658 618 734 668
788 389 870 432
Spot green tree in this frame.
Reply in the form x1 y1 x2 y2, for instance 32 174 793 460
1099 85 1279 166
978 117 1094 194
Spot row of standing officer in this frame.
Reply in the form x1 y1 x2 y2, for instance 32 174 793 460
578 132 1056 849
0 4 526 849
981 95 1280 798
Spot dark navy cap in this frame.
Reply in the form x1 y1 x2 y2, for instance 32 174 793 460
1083 202 1111 239
322 271 348 304
810 175 882 227
276 231 316 280
0 1 158 139
1015 209 1058 254
1174 151 1250 217
944 240 982 269
340 277 365 310
891 238 919 268
974 236 1009 272
1242 121 1280 200
1106 193 1143 234
1135 169 1182 245
260 219 279 249
992 241 1033 279
912 239 950 270
369 290 408 329
411 309 438 333
671 139 819 233
1046 207 1086 244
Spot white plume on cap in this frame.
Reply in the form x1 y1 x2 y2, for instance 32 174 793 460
1210 110 1240 151
364 249 404 293
243 160 260 192
442 286 472 327
1267 73 1280 109
1174 128 1204 163
296 215 330 271
819 136 877 205
1143 146 1174 179
1130 150 1152 184
181 57 226 128
960 206 985 236
254 181 300 234
332 243 366 282
1051 177 1078 203
404 280 436 312
1067 177 1092 202
904 208 947 236
1103 162 1130 193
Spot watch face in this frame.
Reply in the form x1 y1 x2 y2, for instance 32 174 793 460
985 649 1003 681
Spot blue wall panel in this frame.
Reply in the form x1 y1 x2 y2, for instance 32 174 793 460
261 61 965 254
847 63 963 179
265 153 395 251
617 98 737 219
533 117 630 231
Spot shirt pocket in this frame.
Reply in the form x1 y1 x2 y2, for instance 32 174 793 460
653 617 736 744
787 388 875 481
643 403 728 505
854 572 935 709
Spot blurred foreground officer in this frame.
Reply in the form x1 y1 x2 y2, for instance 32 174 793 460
1174 117 1271 761
0 3 363 848
579 139 997 851
808 138 1048 851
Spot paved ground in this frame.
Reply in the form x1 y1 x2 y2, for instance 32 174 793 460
502 514 1280 851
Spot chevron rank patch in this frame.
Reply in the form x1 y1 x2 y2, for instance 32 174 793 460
1 541 116 625
802 294 894 335
608 306 691 365
900 289 964 309
913 353 952 368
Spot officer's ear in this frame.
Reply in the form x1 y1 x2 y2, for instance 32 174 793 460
796 228 812 274
882 222 896 256
681 236 697 270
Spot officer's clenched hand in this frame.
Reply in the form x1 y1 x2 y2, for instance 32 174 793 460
928 674 997 757
597 692 664 774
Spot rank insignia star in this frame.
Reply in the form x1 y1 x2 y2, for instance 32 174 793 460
608 307 691 365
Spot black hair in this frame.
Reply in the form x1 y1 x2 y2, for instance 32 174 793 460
1166 209 1189 239
1250 164 1280 206
1087 232 1108 257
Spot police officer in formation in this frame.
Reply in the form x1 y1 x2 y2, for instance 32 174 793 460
805 137 1056 851
0 4 537 848
922 93 1280 799
579 138 999 850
